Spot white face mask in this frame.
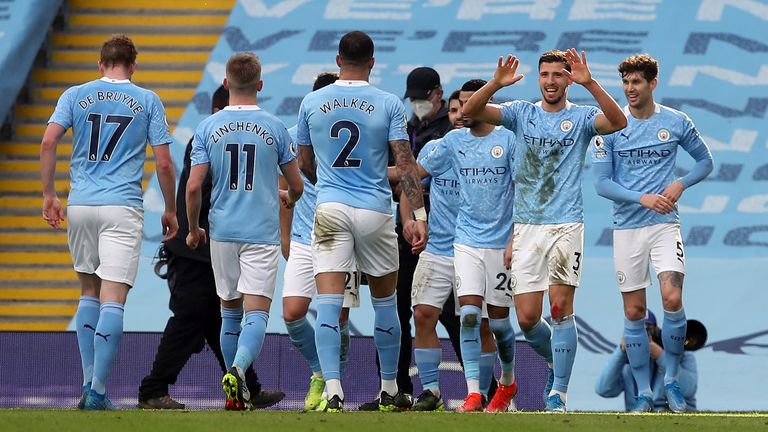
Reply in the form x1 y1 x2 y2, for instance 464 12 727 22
411 99 433 120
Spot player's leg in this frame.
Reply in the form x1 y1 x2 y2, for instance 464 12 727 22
484 249 518 413
224 243 279 410
339 269 361 375
544 222 585 413
509 224 553 404
614 227 654 412
411 252 453 411
479 318 497 401
453 244 486 412
312 203 356 411
209 240 248 410
282 241 324 410
84 206 143 410
353 206 407 412
66 206 101 408
652 224 687 413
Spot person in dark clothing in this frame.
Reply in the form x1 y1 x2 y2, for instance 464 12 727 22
360 67 462 410
137 86 284 410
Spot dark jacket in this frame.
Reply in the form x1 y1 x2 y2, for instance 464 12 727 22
406 100 452 157
164 139 213 263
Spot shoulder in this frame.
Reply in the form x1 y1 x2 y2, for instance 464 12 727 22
500 99 533 111
657 104 694 127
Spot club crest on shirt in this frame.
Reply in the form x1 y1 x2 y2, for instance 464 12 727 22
491 145 504 158
657 129 670 142
560 119 573 132
616 271 626 285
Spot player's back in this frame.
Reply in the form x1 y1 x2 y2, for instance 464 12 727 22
192 106 293 244
51 78 171 207
418 138 460 257
297 80 408 214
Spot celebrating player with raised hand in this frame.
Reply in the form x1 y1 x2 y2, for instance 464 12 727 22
463 49 627 412
296 30 426 412
186 52 303 411
591 54 713 413
40 35 177 410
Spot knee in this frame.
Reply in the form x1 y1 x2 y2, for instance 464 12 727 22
517 314 540 332
662 293 682 312
623 303 646 321
414 307 438 328
282 305 308 323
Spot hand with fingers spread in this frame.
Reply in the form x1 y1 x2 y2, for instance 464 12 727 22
42 195 66 229
491 54 525 88
562 48 594 86
661 180 685 204
640 193 675 215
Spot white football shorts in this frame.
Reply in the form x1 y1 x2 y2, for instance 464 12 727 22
454 244 513 308
509 222 584 295
613 223 685 292
67 205 143 286
210 240 279 301
282 241 360 308
411 251 455 309
312 202 398 277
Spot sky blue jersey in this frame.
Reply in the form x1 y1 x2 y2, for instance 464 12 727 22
500 100 601 224
287 126 316 246
48 77 172 207
190 106 294 244
296 80 408 214
420 127 516 249
418 138 460 257
592 104 711 229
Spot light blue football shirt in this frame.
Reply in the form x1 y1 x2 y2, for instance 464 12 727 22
287 126 316 246
190 105 294 244
420 127 516 249
48 77 171 207
592 104 710 229
296 80 408 214
417 138 460 257
500 100 601 224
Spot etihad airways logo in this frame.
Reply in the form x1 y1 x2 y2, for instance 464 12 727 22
523 134 575 147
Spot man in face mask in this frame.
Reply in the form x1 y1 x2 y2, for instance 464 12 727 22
404 67 452 154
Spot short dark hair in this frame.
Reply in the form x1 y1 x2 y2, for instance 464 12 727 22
460 79 487 92
618 54 659 82
100 35 138 68
539 49 570 72
226 52 261 93
211 85 229 112
448 89 461 103
313 72 339 91
338 31 374 66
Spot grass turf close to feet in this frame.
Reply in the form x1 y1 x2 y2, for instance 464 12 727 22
0 410 766 432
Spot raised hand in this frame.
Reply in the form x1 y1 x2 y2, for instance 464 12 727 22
491 54 525 88
562 48 594 86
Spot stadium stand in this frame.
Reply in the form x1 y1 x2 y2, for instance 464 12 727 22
0 0 235 330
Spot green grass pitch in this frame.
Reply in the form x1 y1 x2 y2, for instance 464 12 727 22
1 410 767 432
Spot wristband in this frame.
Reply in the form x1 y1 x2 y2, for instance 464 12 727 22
413 207 427 222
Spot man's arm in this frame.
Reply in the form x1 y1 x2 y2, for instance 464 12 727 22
40 123 67 229
464 55 524 125
278 175 294 260
151 144 179 241
279 159 304 208
298 145 317 185
186 163 208 249
593 161 674 214
561 49 627 134
390 139 428 245
595 347 629 398
662 123 714 204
